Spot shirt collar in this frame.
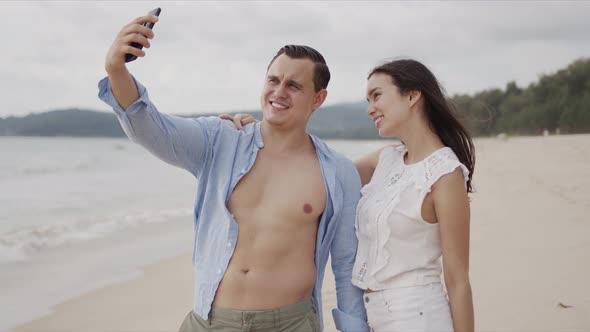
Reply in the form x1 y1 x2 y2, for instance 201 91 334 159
253 121 264 149
253 121 324 153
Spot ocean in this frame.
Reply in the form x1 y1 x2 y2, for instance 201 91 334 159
0 136 387 331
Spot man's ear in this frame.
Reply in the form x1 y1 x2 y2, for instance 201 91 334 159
409 90 422 108
312 89 328 111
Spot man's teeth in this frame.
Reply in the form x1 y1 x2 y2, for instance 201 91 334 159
271 102 287 109
375 116 384 124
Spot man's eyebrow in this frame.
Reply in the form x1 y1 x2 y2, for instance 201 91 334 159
267 75 279 80
287 79 303 88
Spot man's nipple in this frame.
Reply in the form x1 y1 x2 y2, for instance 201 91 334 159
303 203 313 214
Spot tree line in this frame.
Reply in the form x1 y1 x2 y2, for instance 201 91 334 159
1 57 589 139
452 57 590 136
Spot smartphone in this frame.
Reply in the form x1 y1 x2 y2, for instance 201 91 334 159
125 7 162 63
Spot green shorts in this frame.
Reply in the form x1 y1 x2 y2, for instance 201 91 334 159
178 297 320 332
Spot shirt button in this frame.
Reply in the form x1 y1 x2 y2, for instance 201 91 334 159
226 242 232 248
217 269 222 275
364 296 370 303
240 169 246 174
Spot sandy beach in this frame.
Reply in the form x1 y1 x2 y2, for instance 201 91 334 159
12 134 590 332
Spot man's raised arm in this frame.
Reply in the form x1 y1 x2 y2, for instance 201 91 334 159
104 14 157 109
99 14 215 176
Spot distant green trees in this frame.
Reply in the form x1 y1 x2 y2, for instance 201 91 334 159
452 58 590 136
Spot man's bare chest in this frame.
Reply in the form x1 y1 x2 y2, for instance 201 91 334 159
227 155 327 221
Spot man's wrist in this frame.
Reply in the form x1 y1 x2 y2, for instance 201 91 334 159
105 62 128 77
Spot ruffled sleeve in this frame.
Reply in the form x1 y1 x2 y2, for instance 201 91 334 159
423 147 469 191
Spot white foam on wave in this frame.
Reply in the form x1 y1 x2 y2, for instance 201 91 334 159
0 208 193 264
0 157 102 179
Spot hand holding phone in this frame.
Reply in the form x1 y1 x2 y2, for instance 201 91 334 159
125 7 162 63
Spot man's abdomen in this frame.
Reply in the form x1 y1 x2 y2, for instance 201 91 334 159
213 222 317 310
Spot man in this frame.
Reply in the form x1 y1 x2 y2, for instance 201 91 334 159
99 14 368 332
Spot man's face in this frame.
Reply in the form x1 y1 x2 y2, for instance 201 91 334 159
260 54 326 129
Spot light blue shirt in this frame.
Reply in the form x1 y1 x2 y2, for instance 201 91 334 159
98 77 369 332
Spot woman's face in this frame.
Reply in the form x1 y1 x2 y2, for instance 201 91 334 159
366 73 412 137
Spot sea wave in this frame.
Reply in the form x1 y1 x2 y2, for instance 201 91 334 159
0 161 102 180
0 208 192 263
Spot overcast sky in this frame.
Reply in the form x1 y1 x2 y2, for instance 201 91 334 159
1 1 589 117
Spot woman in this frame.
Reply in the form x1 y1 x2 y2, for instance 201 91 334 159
221 58 475 332
351 59 475 332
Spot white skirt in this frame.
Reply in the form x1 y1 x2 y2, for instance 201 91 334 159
364 283 454 332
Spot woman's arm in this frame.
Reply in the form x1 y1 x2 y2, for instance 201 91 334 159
432 168 474 332
354 148 383 187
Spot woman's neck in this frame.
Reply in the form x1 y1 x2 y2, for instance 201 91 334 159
399 118 444 165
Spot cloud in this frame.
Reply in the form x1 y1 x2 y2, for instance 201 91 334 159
1 1 589 116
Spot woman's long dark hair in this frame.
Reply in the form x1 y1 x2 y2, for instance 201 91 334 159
369 59 475 193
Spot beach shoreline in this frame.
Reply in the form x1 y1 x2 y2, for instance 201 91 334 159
12 252 339 332
13 253 195 332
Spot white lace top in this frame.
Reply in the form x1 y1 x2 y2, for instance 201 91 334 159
351 144 469 290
